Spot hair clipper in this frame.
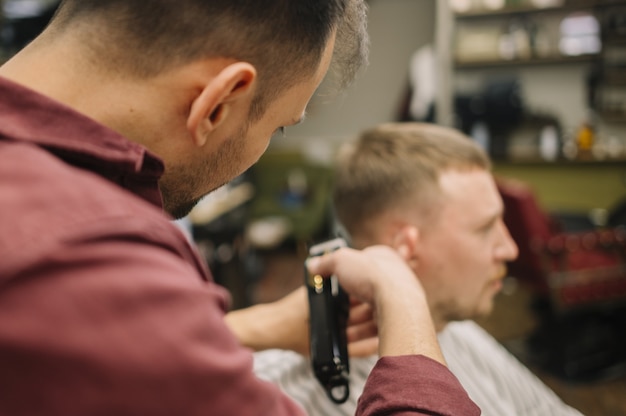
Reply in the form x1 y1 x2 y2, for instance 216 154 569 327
305 237 350 404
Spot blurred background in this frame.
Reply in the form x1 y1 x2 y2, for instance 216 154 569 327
2 0 625 414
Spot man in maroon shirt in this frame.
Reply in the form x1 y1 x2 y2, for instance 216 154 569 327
0 1 479 415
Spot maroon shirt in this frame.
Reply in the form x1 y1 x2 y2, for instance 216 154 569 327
0 76 479 416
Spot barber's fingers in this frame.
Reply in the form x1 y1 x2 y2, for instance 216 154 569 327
348 320 377 341
348 337 379 358
305 246 378 303
306 245 422 306
349 296 363 306
304 247 346 278
348 301 374 326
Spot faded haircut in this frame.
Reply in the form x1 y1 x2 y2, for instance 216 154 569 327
333 122 491 242
49 0 368 120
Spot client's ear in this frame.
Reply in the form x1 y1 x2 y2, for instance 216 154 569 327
391 224 420 266
187 62 257 146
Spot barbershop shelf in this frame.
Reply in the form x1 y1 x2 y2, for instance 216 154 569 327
597 111 626 123
455 54 599 69
454 0 626 20
493 158 626 166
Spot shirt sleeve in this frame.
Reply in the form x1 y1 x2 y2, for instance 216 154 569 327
357 355 481 416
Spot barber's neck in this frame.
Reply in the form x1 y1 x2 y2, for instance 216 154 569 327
0 30 179 152
0 30 93 109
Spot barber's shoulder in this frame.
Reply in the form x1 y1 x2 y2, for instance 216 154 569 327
0 141 193 276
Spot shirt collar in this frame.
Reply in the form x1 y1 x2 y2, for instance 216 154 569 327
0 76 165 208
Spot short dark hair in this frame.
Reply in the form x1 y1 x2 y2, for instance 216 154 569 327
50 0 368 119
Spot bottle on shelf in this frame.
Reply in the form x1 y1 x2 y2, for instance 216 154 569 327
574 111 596 160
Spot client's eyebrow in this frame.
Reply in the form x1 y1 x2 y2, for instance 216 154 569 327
479 208 503 232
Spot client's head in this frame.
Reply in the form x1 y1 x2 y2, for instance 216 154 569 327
333 122 518 329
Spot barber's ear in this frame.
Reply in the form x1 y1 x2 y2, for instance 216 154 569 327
391 225 420 265
187 62 257 147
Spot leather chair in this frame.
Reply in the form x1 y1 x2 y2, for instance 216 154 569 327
498 178 626 382
497 178 626 313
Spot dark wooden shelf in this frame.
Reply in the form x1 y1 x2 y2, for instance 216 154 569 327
598 111 626 122
455 0 626 20
493 158 626 166
456 5 579 19
455 54 599 68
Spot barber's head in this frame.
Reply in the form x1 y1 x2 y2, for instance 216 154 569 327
42 0 368 218
333 122 518 329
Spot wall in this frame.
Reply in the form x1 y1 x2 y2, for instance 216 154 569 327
270 0 436 157
493 162 626 213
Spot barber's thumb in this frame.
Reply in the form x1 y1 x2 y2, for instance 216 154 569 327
305 255 322 275
305 251 336 277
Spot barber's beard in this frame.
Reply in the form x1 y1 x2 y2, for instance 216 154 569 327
160 128 248 220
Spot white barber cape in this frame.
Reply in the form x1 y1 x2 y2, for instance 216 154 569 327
253 320 584 416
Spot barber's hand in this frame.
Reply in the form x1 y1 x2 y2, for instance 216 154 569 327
305 245 421 306
271 289 379 357
306 245 446 364
273 289 380 357
226 285 379 357
256 286 380 357
346 299 378 357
